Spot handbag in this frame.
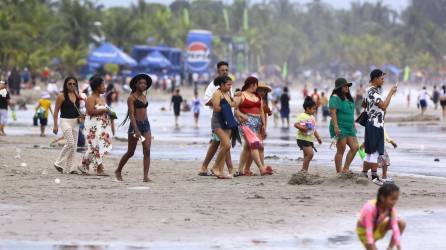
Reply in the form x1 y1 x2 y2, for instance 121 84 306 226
240 125 263 149
70 99 85 124
355 111 368 127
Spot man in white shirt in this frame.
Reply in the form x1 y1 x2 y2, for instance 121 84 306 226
198 61 233 176
417 86 430 117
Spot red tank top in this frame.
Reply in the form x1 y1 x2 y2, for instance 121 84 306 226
239 93 261 115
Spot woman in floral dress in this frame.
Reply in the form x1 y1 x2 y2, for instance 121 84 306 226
78 77 114 176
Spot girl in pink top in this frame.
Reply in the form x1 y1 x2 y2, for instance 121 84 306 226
357 183 406 250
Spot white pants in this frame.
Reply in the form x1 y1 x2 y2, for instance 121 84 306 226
54 118 79 173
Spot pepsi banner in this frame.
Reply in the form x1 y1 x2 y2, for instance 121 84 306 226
186 30 212 73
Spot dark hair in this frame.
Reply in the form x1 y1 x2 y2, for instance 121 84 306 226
331 87 354 102
90 77 104 91
283 87 288 92
321 92 325 96
374 183 400 229
217 61 229 69
303 96 316 110
213 76 232 87
241 76 258 91
62 76 79 106
235 88 241 92
442 85 446 94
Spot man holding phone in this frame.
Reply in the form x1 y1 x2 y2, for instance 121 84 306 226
362 69 398 185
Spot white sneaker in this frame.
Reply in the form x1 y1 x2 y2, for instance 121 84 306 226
382 177 394 183
372 178 383 186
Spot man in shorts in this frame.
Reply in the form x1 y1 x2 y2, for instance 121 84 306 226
362 69 397 186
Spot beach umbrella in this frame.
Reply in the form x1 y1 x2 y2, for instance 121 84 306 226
87 42 137 66
139 51 172 69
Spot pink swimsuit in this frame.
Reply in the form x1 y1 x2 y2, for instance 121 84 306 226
358 200 401 246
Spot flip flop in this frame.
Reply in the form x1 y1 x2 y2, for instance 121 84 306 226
53 164 63 173
77 166 90 175
243 171 256 176
233 171 244 177
96 172 110 177
261 168 273 176
216 174 233 179
69 170 79 175
198 171 213 176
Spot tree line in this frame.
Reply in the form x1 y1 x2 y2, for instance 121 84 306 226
1 0 445 76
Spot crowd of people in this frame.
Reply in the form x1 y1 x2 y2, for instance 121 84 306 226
3 61 442 249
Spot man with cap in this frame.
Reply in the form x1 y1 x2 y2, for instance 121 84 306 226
198 61 234 176
362 69 397 185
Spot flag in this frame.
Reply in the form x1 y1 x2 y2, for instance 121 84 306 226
282 61 288 78
403 66 410 82
223 8 230 31
243 8 249 31
183 8 190 26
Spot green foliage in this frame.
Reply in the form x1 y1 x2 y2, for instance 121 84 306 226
1 0 446 74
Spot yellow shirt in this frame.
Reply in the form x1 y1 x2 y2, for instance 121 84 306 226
38 99 52 118
296 112 316 142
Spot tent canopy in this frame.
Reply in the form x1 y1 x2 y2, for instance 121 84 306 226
87 42 137 66
139 51 172 69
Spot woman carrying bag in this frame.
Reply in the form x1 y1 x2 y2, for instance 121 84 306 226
53 76 82 174
234 76 273 176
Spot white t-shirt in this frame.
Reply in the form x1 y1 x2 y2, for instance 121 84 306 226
418 90 429 101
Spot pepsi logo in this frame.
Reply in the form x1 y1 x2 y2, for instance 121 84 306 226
187 42 210 62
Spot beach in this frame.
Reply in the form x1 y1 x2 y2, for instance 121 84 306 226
1 133 446 249
1 85 446 249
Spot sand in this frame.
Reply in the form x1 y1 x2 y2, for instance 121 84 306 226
1 135 446 246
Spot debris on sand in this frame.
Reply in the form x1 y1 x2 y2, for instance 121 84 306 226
434 158 440 162
288 171 323 185
247 194 265 199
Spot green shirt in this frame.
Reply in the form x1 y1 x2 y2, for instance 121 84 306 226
329 95 356 138
296 112 316 142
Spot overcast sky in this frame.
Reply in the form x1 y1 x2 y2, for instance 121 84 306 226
99 0 409 11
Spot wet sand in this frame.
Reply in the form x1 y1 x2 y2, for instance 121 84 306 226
1 135 446 249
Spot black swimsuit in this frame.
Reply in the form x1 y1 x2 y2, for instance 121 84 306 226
128 97 150 135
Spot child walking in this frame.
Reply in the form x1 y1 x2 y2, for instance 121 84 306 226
357 183 406 250
294 97 322 172
35 92 53 137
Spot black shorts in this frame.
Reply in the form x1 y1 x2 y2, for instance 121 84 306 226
419 100 427 108
174 108 180 116
39 118 48 126
296 139 316 152
440 100 446 107
364 121 384 155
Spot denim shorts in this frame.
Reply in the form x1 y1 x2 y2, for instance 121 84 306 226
128 119 151 135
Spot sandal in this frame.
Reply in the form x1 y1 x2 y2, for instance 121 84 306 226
233 171 244 177
243 170 256 176
198 171 213 176
77 166 90 175
69 170 79 175
53 164 63 173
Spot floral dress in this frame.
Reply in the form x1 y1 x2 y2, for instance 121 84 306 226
79 104 112 172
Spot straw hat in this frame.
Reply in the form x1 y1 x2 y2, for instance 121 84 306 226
257 82 272 92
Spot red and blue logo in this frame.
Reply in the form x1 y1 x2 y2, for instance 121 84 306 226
187 42 210 72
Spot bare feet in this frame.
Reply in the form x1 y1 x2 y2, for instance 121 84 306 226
114 171 123 181
143 177 152 182
96 165 110 176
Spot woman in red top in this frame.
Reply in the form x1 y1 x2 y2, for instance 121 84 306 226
234 77 272 176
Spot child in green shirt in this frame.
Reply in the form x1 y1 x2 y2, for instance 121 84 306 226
294 97 322 172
